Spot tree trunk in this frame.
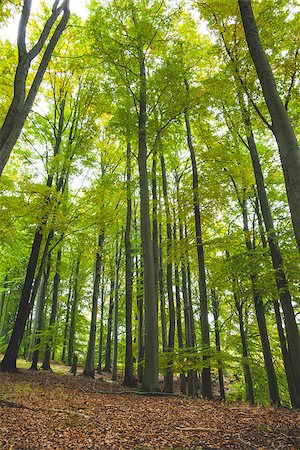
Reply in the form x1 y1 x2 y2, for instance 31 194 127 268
242 125 300 407
68 258 80 367
159 222 167 352
62 273 72 363
241 197 280 406
0 230 44 372
0 274 8 321
41 247 62 371
97 266 105 374
174 222 186 395
184 229 198 397
273 299 298 407
83 234 105 377
136 255 144 384
124 142 136 387
103 274 114 372
238 0 300 254
211 290 226 400
160 153 175 393
30 254 51 370
112 231 122 382
137 44 158 392
235 297 255 404
184 82 212 399
253 192 298 407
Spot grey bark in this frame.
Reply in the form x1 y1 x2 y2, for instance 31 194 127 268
136 42 158 392
83 234 105 377
184 81 212 399
112 231 123 381
123 142 136 387
68 257 80 368
238 0 300 253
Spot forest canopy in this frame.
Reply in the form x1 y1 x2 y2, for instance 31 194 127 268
0 0 300 410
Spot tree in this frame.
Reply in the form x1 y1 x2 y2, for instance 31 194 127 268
0 0 70 174
238 0 300 254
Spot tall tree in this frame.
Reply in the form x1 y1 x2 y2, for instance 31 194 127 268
0 0 70 174
238 0 300 253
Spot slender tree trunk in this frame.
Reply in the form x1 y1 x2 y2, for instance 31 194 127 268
137 44 158 392
30 254 51 370
0 274 8 321
241 197 280 406
184 82 212 399
238 0 300 253
211 290 226 400
253 193 298 407
160 153 175 393
273 299 298 407
176 178 198 397
28 269 47 362
235 297 255 404
112 231 122 382
159 222 167 352
184 232 198 397
62 273 72 363
124 142 136 387
136 256 144 384
0 230 44 372
103 274 114 372
174 222 186 395
41 247 62 371
152 146 159 321
0 275 9 337
241 122 300 407
68 258 80 368
97 266 105 374
83 234 105 377
23 307 33 360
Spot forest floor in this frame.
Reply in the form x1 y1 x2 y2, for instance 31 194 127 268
0 360 299 450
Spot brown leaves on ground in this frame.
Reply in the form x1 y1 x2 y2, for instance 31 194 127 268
0 368 299 449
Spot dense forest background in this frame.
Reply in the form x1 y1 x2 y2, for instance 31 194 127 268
1 0 300 410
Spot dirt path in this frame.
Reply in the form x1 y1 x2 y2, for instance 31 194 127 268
0 369 299 449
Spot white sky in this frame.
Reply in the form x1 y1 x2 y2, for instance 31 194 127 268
0 0 89 42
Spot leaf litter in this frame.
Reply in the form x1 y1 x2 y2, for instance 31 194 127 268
0 368 299 449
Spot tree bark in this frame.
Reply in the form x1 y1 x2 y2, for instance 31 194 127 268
0 230 44 372
235 297 255 405
112 231 123 382
237 101 300 406
97 266 105 374
68 258 80 367
211 290 226 400
30 254 51 371
83 234 105 377
238 0 300 253
241 197 280 406
174 222 186 395
103 274 114 372
137 43 158 392
136 255 144 384
124 142 136 387
159 222 167 352
160 153 175 393
184 81 212 399
0 274 8 322
61 273 72 363
41 247 62 371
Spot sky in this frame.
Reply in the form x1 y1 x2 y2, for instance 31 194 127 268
0 0 89 42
